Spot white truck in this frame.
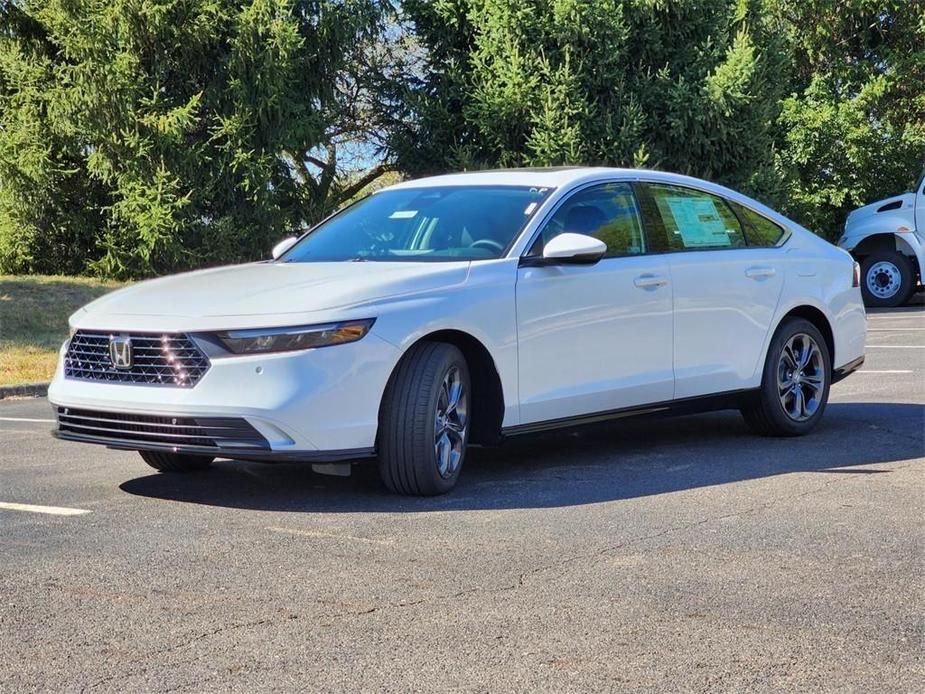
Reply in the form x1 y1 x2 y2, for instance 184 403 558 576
839 170 925 307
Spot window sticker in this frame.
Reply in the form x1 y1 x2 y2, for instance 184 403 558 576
524 202 538 215
389 210 418 219
660 196 734 248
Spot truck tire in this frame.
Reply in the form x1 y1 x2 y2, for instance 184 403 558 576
139 450 214 472
860 251 916 307
378 342 470 496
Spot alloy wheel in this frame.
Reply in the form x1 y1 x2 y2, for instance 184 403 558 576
777 333 825 422
434 366 468 479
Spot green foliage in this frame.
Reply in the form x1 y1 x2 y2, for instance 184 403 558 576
0 0 389 278
391 0 788 194
770 0 925 238
1 0 922 276
389 0 924 239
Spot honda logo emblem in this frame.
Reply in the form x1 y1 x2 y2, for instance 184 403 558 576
109 336 133 369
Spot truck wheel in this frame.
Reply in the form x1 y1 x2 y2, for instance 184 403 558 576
139 450 214 472
860 251 916 307
378 342 470 496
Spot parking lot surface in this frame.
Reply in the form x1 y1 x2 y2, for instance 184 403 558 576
1 304 923 692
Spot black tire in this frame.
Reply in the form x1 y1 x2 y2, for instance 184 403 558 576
741 318 832 437
377 342 470 496
860 251 916 308
139 450 214 473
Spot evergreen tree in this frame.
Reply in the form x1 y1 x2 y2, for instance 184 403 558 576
0 0 391 277
389 0 788 196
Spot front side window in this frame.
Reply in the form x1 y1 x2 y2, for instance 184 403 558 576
529 182 646 258
641 184 745 251
729 201 788 247
281 185 553 263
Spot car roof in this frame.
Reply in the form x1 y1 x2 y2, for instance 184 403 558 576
379 167 740 194
380 167 637 191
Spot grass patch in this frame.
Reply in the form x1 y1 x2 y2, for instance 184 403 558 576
0 275 125 386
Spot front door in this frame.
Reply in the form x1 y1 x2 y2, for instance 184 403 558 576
515 181 675 424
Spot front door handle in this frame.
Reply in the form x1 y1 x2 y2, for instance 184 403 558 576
634 273 669 289
745 266 776 280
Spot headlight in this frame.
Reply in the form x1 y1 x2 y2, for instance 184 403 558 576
215 318 376 354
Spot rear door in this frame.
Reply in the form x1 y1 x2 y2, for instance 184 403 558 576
635 182 787 399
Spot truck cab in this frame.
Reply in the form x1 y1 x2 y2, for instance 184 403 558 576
839 170 925 307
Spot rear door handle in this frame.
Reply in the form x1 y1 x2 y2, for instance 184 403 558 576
745 266 776 280
634 273 669 289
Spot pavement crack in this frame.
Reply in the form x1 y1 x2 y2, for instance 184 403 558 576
78 616 282 692
315 460 922 625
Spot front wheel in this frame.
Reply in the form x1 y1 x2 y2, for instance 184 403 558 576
378 342 470 496
139 450 214 473
741 318 831 436
860 251 916 308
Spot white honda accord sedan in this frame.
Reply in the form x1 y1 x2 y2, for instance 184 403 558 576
49 168 867 495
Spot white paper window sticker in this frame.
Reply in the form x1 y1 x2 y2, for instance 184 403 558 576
389 210 418 219
524 202 538 215
663 196 732 248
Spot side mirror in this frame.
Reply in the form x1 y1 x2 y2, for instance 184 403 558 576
522 233 607 266
271 236 298 260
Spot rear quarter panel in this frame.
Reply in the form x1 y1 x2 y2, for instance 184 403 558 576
767 233 866 374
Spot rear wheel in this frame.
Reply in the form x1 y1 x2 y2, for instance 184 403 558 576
860 251 916 307
378 342 470 496
741 318 831 436
139 450 214 473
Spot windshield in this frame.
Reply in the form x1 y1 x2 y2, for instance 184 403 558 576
281 185 553 263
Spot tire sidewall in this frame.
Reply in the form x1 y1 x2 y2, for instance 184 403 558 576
760 319 832 436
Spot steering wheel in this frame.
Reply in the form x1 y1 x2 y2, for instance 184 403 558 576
470 238 504 254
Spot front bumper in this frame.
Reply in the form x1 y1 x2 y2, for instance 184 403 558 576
48 331 400 455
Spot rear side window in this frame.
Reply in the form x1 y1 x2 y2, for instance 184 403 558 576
640 184 745 251
729 201 788 247
531 182 647 258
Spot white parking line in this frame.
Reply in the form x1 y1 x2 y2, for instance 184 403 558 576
857 370 914 374
0 416 55 423
865 345 925 349
867 328 925 332
0 501 91 516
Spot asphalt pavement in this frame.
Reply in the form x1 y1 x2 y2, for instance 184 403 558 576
1 303 923 692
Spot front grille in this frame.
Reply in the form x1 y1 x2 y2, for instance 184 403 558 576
64 331 210 387
56 407 268 449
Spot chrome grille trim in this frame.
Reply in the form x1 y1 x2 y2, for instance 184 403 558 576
64 331 210 387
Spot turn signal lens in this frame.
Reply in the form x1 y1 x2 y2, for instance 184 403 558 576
852 262 861 288
216 319 376 354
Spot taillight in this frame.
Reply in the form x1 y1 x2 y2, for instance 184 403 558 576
852 261 861 288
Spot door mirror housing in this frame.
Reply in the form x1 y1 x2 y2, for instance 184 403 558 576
522 233 607 267
271 236 298 260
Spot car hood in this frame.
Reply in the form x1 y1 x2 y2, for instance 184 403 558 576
74 261 470 330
